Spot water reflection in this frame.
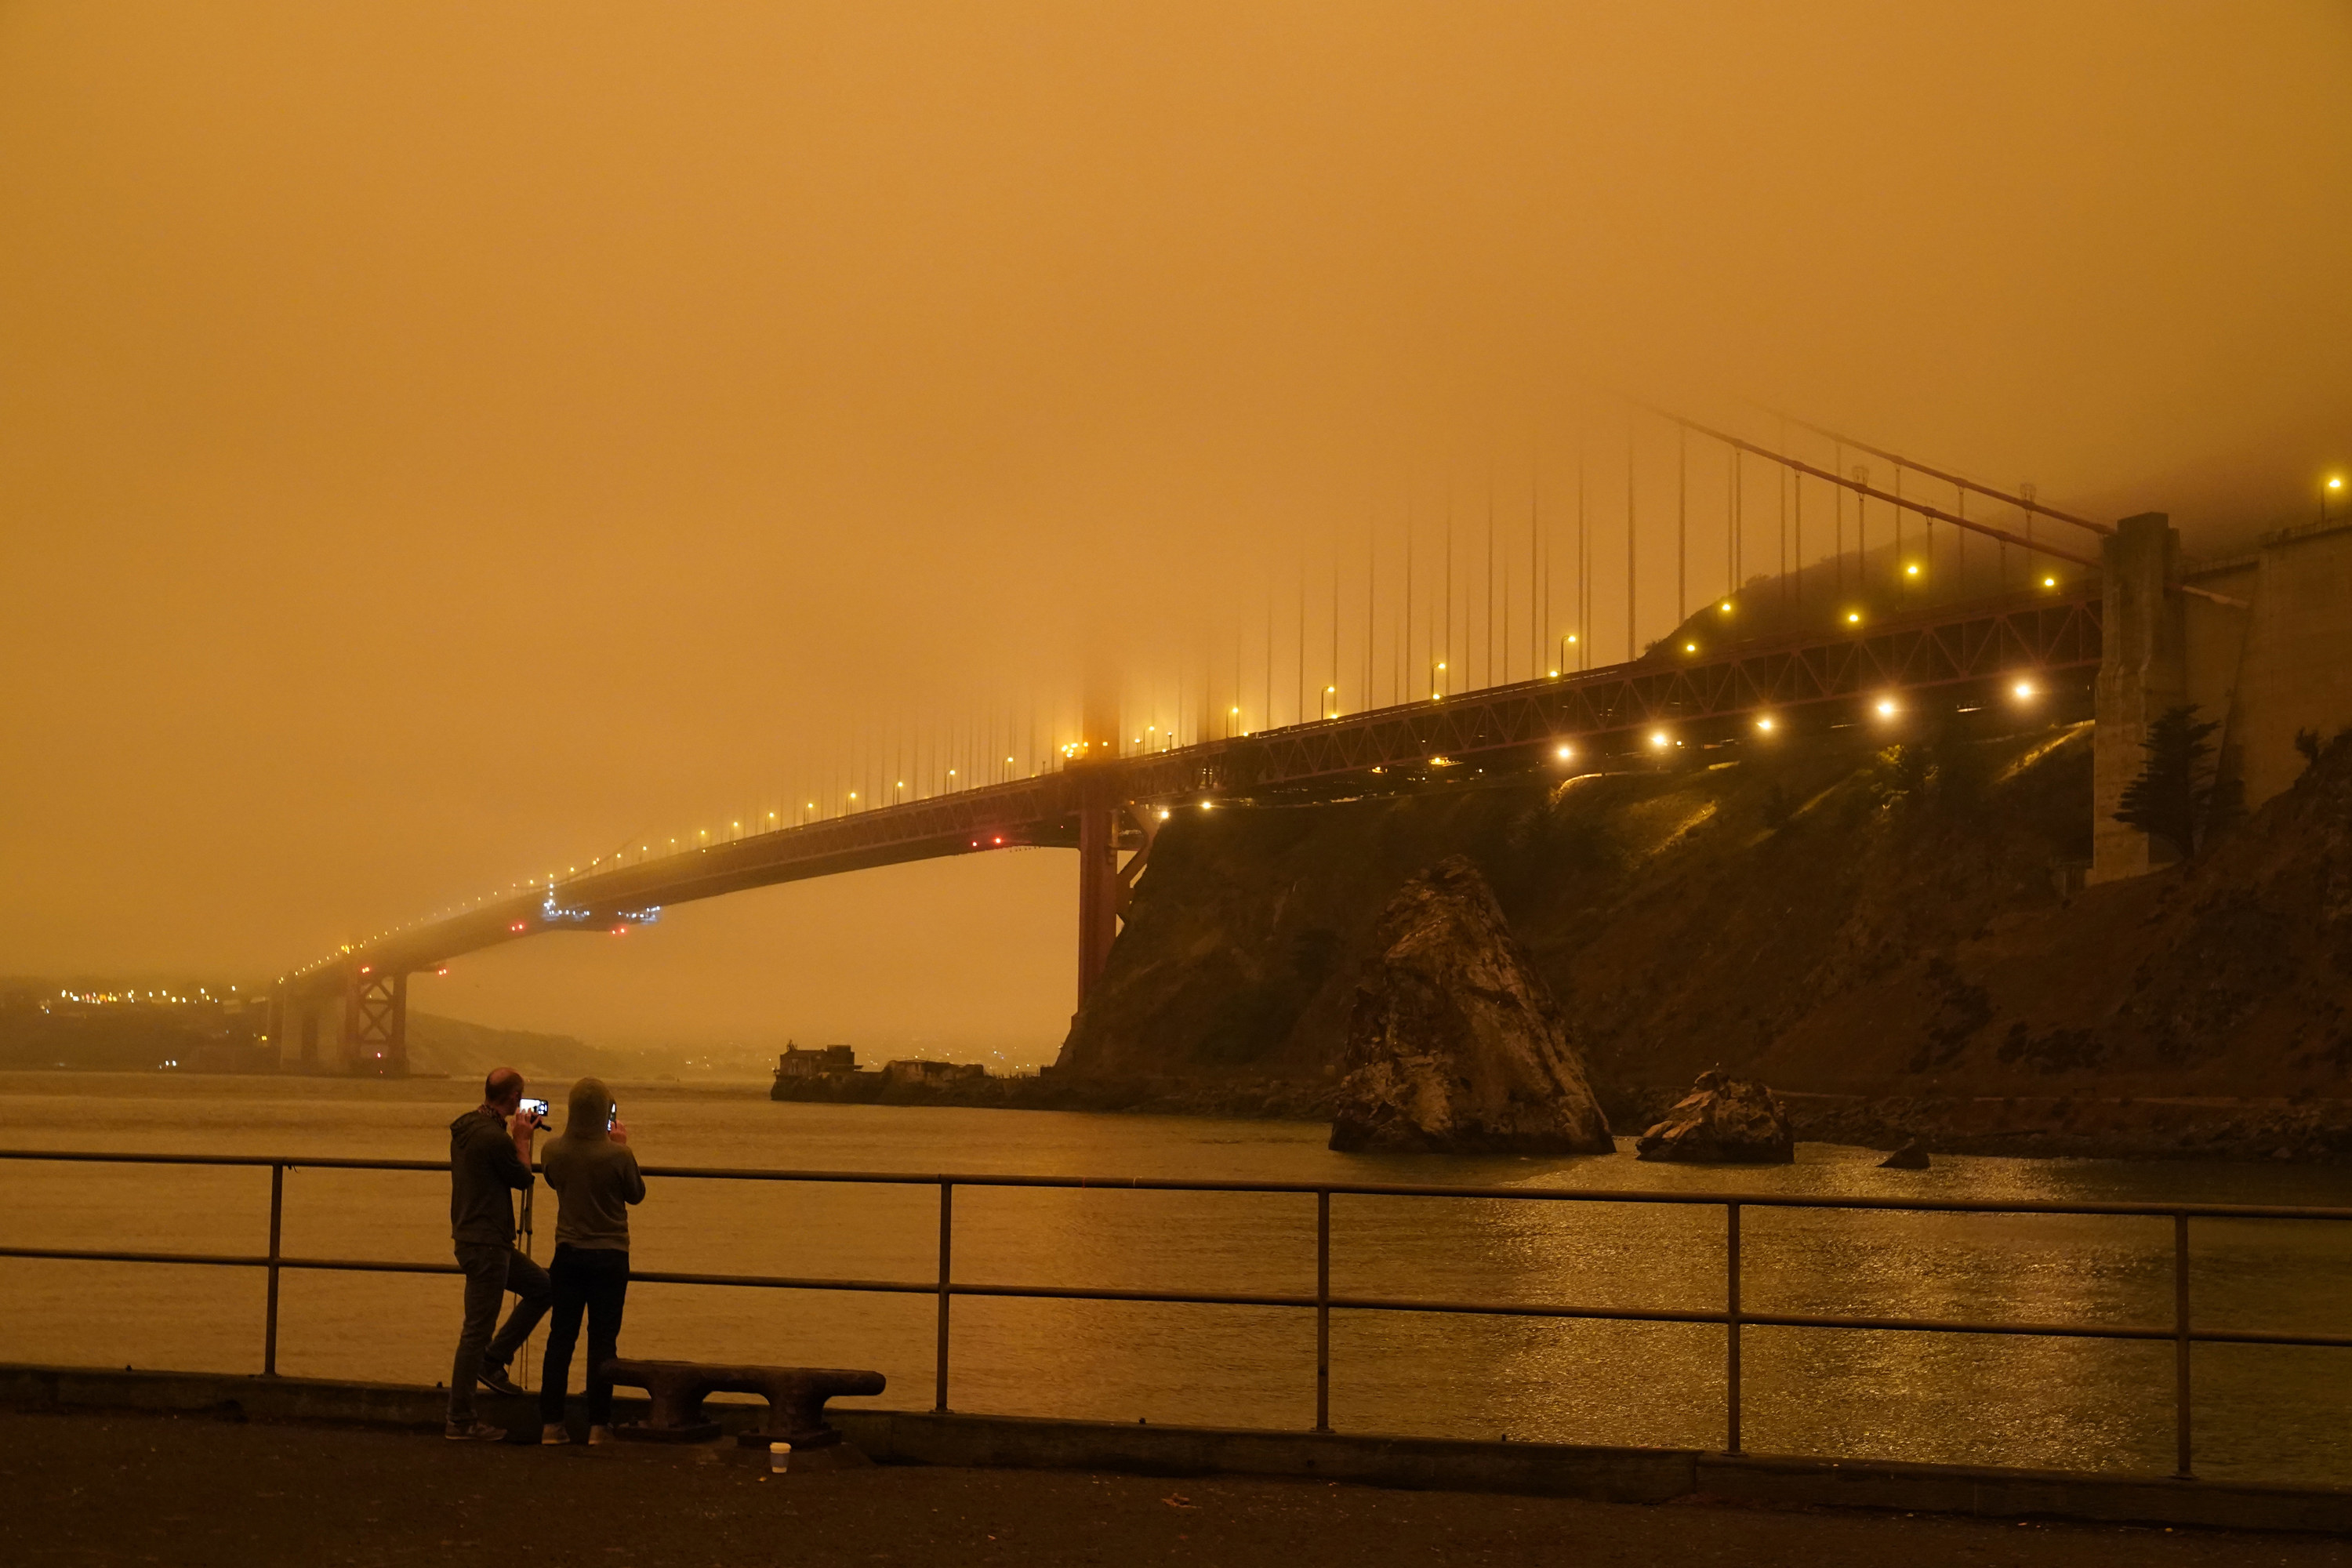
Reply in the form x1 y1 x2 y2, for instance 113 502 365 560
2 1075 2350 1483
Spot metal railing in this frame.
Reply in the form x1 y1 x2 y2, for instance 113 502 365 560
5 1147 2350 1479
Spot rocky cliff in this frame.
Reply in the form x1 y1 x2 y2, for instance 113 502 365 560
1056 720 2352 1120
1327 858 1613 1155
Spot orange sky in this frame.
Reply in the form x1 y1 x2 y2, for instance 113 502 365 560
3 4 2348 1061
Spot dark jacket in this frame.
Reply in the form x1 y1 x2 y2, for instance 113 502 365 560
541 1076 645 1251
448 1108 532 1247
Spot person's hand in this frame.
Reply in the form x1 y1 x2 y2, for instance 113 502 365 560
607 1118 630 1147
511 1109 541 1143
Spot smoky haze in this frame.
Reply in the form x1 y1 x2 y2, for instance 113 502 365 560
2 3 2347 1065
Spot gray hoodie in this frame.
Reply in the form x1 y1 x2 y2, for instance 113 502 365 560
539 1076 646 1250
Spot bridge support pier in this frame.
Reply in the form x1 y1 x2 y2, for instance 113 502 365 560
2091 513 2187 884
343 967 408 1076
1076 805 1119 1008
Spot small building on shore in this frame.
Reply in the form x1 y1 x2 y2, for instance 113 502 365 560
775 1041 859 1080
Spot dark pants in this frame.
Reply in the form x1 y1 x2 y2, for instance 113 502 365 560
539 1243 630 1425
448 1243 551 1424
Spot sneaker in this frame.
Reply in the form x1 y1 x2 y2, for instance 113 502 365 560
477 1364 524 1398
540 1424 572 1446
445 1420 506 1442
587 1425 614 1446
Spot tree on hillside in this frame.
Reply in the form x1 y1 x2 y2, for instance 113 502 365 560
2114 705 2235 862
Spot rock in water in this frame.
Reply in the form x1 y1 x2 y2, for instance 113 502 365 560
1878 1139 1930 1170
1327 858 1613 1156
1634 1070 1795 1163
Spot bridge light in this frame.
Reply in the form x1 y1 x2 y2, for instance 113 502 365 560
1719 601 1733 613
1649 731 1668 749
2013 681 2036 699
2042 575 2056 588
1159 808 1171 819
1757 716 1775 731
1846 612 1861 624
1548 669 1559 677
1555 744 1573 760
1437 662 1446 670
1905 563 1920 577
1684 642 1697 653
1566 635 1577 644
2332 477 2345 490
1877 698 1899 717
1200 800 1214 810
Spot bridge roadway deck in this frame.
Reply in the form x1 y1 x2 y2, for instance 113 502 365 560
303 586 2099 989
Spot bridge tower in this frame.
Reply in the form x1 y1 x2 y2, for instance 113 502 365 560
343 966 408 1075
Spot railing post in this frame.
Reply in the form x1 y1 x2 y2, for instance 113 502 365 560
1314 1189 1331 1433
263 1163 284 1377
2173 1211 2193 1479
934 1181 953 1414
1725 1200 1743 1456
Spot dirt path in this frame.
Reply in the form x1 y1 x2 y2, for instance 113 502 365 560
2 1410 2343 1567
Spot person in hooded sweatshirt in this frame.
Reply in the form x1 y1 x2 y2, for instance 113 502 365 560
537 1076 645 1444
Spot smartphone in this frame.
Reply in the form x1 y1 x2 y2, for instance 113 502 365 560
519 1097 550 1120
607 1101 619 1131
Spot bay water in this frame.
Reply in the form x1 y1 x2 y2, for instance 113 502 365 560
5 1073 2350 1485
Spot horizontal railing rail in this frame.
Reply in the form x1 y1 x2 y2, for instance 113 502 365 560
5 1146 2349 1479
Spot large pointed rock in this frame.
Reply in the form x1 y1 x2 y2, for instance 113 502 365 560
1634 1070 1795 1163
1328 857 1614 1156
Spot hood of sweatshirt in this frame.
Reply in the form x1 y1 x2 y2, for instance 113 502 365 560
564 1076 613 1142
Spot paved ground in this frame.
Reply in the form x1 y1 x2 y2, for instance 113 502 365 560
2 1409 2345 1567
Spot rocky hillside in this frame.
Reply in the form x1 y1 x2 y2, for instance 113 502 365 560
1059 718 2352 1111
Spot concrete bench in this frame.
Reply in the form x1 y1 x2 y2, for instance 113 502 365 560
599 1358 884 1447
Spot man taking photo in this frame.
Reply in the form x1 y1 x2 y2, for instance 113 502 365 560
445 1065 551 1441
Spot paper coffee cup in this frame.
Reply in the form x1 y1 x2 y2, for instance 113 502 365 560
769 1441 791 1473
